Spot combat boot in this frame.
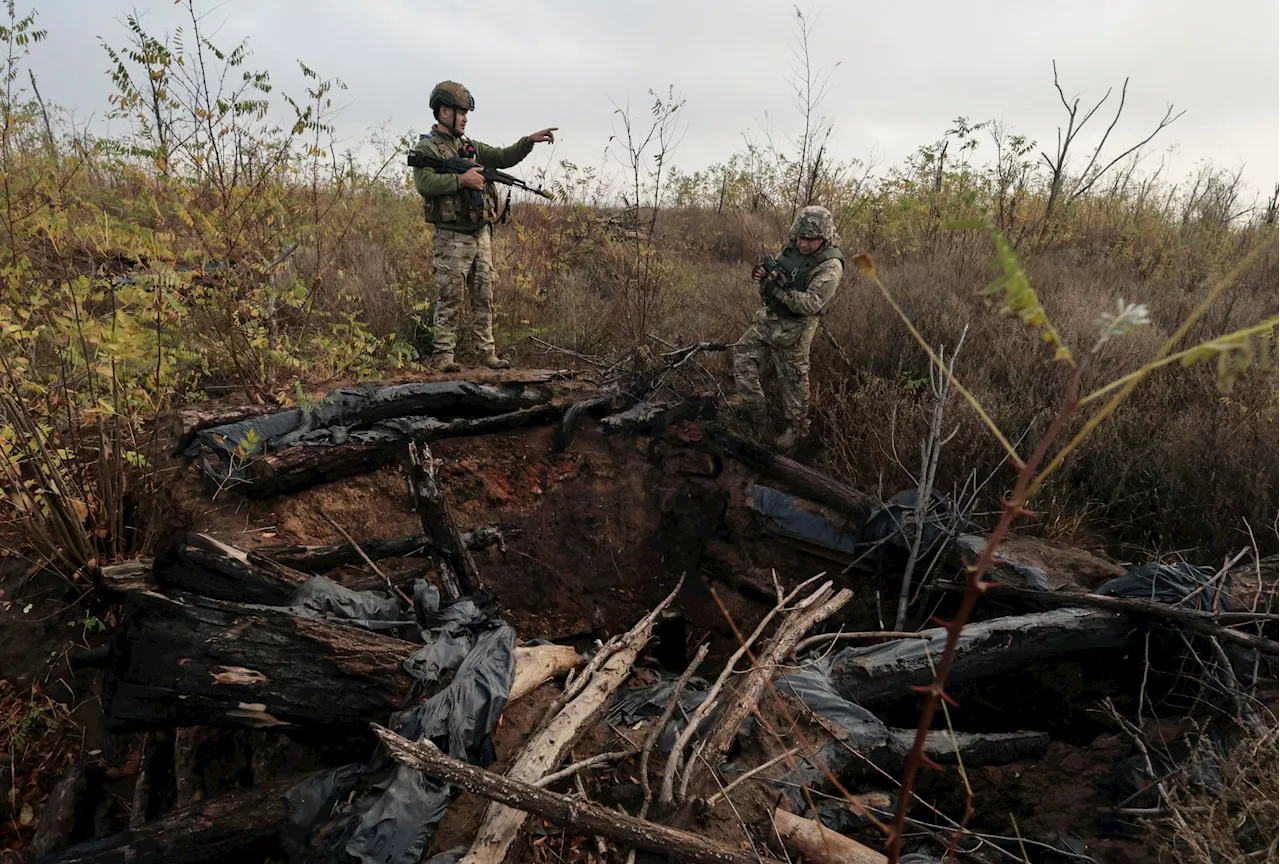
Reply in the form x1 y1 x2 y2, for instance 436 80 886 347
727 394 767 427
773 426 800 453
434 352 460 373
480 354 511 370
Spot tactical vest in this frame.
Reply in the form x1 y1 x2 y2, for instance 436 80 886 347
769 242 845 317
417 131 498 230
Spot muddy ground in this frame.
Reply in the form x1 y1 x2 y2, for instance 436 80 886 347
0 390 1204 862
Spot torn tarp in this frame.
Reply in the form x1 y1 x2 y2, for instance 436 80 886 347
750 485 860 561
283 587 516 864
955 534 1051 590
283 576 409 631
773 655 888 809
858 488 972 561
189 381 547 487
607 671 712 753
1096 562 1228 612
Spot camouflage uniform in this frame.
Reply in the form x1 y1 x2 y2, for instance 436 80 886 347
412 81 534 369
732 206 845 450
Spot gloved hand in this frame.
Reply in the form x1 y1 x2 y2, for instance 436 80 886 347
761 279 791 305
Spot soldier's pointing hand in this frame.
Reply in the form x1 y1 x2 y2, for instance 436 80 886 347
528 127 558 144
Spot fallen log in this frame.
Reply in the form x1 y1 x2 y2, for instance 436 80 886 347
171 402 277 454
712 428 876 523
37 772 306 864
405 441 481 601
373 725 759 864
971 583 1280 654
102 591 419 731
229 403 564 499
101 591 579 732
95 527 516 600
830 608 1133 705
93 559 153 597
459 581 681 864
599 397 716 437
883 728 1050 768
153 533 310 605
772 808 886 864
554 393 623 452
29 765 89 859
253 525 515 572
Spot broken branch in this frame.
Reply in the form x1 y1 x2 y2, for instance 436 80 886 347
373 725 759 864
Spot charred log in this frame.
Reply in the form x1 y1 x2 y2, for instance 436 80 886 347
554 393 625 452
152 533 310 605
171 403 277 454
253 525 516 572
711 429 876 523
101 591 568 733
102 591 419 733
226 403 563 498
92 560 153 597
599 397 716 438
405 441 482 601
36 773 306 864
830 608 1133 705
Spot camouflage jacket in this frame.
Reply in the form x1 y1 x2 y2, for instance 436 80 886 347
412 124 534 234
764 243 845 318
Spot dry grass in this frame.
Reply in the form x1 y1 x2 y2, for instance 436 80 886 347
486 205 1278 560
1152 713 1279 863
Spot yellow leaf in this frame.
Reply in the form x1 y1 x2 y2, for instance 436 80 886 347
70 498 89 523
852 253 876 278
19 803 34 826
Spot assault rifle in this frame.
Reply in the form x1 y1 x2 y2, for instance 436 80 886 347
757 252 794 316
406 150 553 201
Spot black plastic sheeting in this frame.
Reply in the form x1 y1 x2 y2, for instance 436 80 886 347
773 655 888 809
607 671 712 754
751 485 860 556
280 579 516 864
1096 562 1228 612
859 489 971 560
283 576 410 631
188 381 545 486
954 534 1051 590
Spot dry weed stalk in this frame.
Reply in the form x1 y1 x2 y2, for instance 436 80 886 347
856 220 1278 862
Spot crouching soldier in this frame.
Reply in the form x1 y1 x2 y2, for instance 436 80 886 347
732 205 845 452
412 80 556 371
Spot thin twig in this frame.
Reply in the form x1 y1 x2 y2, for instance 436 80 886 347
704 746 804 809
538 749 634 788
792 629 930 657
895 330 966 630
318 510 411 606
660 572 826 806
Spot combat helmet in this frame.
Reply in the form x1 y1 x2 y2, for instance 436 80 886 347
790 205 839 245
429 81 475 113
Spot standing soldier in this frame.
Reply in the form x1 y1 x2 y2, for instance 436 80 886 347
732 205 845 452
412 81 557 371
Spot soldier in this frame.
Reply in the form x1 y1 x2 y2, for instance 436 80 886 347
732 205 845 452
412 81 556 371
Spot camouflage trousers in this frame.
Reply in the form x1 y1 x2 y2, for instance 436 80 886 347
431 227 496 357
732 306 820 431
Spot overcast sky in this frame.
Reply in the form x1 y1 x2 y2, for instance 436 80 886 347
30 0 1280 198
